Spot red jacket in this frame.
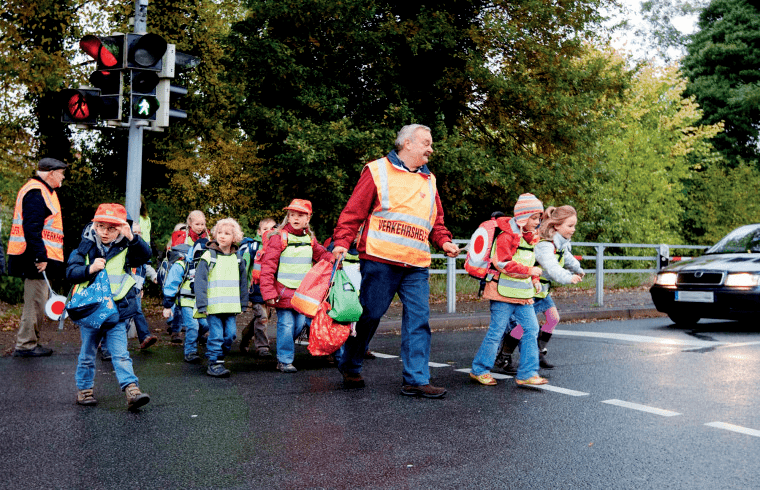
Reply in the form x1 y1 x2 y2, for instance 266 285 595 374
259 224 333 309
492 216 540 278
332 160 453 267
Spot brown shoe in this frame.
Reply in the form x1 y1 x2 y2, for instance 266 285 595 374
140 335 158 349
76 388 97 406
400 384 446 399
341 371 365 388
170 333 182 344
125 383 150 411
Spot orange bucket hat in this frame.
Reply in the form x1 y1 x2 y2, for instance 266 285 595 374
283 199 312 215
92 203 128 225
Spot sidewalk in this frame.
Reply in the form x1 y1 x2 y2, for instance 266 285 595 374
378 286 663 333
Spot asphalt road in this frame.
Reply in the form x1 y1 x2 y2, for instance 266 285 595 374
2 316 759 489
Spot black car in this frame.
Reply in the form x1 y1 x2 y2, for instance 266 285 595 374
650 224 760 325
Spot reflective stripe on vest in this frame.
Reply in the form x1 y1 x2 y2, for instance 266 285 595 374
277 234 312 289
536 245 565 299
8 179 64 262
496 236 536 299
204 252 242 314
177 260 196 307
76 249 136 301
364 157 437 267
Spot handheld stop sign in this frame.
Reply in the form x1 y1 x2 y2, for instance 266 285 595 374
43 272 68 321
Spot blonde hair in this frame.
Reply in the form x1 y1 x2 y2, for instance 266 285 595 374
211 218 244 243
538 205 577 240
279 211 316 240
186 210 206 227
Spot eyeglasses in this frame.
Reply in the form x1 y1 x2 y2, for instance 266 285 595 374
95 223 120 233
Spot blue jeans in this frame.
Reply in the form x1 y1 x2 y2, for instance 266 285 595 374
76 320 138 390
506 295 555 330
181 306 205 356
472 301 540 380
205 314 237 362
336 259 432 386
275 308 308 364
133 295 151 342
168 304 183 333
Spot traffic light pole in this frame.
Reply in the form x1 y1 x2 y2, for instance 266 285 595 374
125 0 149 222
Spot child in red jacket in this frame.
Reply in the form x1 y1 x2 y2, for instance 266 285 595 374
260 199 333 373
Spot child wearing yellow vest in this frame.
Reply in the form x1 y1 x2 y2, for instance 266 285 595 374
194 218 249 377
260 199 334 373
469 194 548 387
66 203 152 410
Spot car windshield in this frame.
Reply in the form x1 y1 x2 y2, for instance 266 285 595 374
707 224 760 254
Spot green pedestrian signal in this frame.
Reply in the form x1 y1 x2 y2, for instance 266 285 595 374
132 95 159 119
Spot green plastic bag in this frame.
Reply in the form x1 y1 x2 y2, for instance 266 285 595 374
327 269 363 323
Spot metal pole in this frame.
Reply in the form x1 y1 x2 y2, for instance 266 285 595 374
595 245 604 307
125 0 149 221
446 256 457 314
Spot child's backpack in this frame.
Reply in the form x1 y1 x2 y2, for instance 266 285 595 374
464 217 503 295
237 237 259 286
250 228 289 285
157 243 191 288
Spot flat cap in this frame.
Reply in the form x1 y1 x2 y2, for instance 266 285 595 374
38 158 68 171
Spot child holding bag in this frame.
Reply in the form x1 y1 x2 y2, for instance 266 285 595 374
260 199 333 373
66 203 152 410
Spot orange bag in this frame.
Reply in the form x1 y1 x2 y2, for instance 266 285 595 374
292 259 336 318
308 301 351 356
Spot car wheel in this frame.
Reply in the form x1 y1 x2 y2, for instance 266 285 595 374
667 312 701 325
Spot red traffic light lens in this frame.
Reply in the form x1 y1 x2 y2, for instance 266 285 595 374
67 94 90 120
80 35 119 68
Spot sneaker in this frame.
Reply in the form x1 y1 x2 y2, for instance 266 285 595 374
100 350 112 362
277 362 297 373
13 345 53 357
341 371 365 388
184 352 201 364
469 372 497 386
256 347 273 358
400 384 447 399
170 333 182 344
124 383 150 411
207 362 230 377
76 388 97 406
515 375 548 386
140 335 158 349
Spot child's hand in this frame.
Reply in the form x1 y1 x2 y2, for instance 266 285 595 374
332 246 347 261
162 308 173 319
121 223 134 241
530 266 542 277
88 257 106 274
570 274 583 284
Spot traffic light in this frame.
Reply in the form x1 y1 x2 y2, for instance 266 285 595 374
60 88 102 124
80 34 126 122
152 45 198 129
126 33 167 120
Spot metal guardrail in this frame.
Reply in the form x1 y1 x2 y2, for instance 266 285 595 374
430 240 710 313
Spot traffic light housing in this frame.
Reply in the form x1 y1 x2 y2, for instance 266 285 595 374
60 88 102 124
127 33 167 71
126 34 167 120
151 44 198 129
79 35 125 70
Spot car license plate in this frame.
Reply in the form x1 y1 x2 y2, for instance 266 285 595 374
675 291 714 303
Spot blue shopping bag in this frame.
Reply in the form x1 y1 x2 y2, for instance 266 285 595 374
65 270 120 329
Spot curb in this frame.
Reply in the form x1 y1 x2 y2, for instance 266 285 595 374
376 307 665 333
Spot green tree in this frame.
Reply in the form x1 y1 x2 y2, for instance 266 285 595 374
682 0 760 166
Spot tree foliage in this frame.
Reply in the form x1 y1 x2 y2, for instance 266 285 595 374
682 0 760 166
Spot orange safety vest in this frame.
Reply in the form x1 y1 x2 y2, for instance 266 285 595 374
364 157 437 268
7 179 64 262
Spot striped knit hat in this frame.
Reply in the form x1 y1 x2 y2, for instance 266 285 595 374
513 193 544 228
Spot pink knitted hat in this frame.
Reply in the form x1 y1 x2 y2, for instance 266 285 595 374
513 193 544 227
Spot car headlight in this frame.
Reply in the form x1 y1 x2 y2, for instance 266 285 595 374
655 272 677 286
724 273 760 287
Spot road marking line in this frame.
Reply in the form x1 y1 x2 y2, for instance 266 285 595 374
705 422 760 437
533 385 589 396
428 362 450 367
601 399 681 417
371 352 398 359
455 368 512 379
554 330 726 348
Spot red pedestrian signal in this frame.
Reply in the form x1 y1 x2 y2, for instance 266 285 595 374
60 89 101 124
80 35 125 70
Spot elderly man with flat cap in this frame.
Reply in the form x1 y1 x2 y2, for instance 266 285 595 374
8 158 67 357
